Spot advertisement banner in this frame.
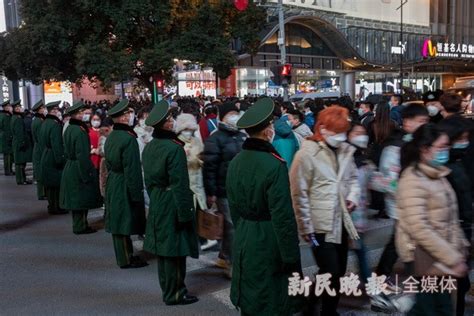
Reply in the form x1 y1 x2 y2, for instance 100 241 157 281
177 70 217 98
44 81 73 107
219 69 237 97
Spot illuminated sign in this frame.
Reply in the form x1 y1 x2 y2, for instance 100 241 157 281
177 70 217 98
422 39 474 59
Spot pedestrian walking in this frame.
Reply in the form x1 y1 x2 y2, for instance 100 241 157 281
10 100 33 185
202 102 246 276
226 97 302 315
142 100 199 305
0 100 14 175
31 100 47 200
290 106 360 316
39 101 67 215
397 123 469 316
60 101 102 234
104 99 147 269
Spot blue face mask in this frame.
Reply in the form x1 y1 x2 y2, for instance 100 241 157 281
429 150 450 167
403 134 413 142
452 142 469 149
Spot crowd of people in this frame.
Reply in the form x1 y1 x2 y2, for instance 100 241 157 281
0 89 473 315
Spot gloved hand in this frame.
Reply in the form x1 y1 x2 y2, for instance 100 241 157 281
177 220 193 230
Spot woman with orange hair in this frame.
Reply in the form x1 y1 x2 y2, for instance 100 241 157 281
290 106 360 316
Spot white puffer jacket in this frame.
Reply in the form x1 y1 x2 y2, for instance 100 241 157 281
289 140 360 240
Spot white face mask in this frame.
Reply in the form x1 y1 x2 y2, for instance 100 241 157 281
225 114 240 127
139 119 146 128
172 119 177 132
56 112 63 121
324 132 347 148
82 114 91 122
267 127 275 143
427 105 440 117
91 120 101 128
181 130 193 140
350 135 369 149
128 113 135 127
41 109 48 116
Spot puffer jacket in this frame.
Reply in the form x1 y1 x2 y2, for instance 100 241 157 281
272 119 299 168
289 140 360 239
396 163 469 266
202 122 246 198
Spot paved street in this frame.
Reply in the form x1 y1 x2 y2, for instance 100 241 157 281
1 161 473 315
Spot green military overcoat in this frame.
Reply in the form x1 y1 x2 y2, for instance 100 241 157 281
31 114 45 180
0 111 13 154
142 130 199 258
39 115 65 187
226 138 302 316
104 123 146 236
10 113 33 164
60 119 102 210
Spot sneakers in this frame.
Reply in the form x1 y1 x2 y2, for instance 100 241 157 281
201 240 218 251
215 258 230 270
370 293 398 314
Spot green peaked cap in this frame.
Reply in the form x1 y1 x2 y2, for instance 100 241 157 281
32 100 45 111
108 99 130 117
236 97 274 129
65 100 85 115
145 100 170 127
45 101 61 109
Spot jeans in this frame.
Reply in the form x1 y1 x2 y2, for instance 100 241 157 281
216 198 234 263
375 226 398 278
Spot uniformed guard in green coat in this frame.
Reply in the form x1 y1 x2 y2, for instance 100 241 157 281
40 101 67 215
226 98 302 316
60 101 102 234
104 99 147 269
142 100 199 306
0 100 14 175
31 100 47 200
10 100 33 185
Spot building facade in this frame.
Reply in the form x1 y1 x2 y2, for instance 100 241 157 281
226 0 474 99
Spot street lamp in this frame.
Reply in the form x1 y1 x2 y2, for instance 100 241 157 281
396 0 408 94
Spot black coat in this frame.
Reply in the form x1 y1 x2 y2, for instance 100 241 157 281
448 149 473 242
203 123 246 198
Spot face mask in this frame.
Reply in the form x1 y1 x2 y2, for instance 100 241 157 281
82 114 91 122
181 130 193 140
172 119 177 132
358 108 365 117
427 105 440 117
351 135 369 149
139 119 146 128
324 132 347 148
268 127 275 143
226 114 240 127
42 109 48 116
128 113 135 127
429 150 449 167
91 120 101 128
403 133 413 142
56 112 63 121
286 120 293 127
452 142 469 149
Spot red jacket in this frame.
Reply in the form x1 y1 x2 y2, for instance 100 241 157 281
89 128 101 169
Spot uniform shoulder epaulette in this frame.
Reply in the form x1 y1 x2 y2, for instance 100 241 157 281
271 152 286 163
127 131 137 138
80 126 86 132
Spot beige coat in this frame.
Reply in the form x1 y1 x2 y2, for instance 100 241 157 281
290 140 360 240
178 134 207 211
396 163 469 267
